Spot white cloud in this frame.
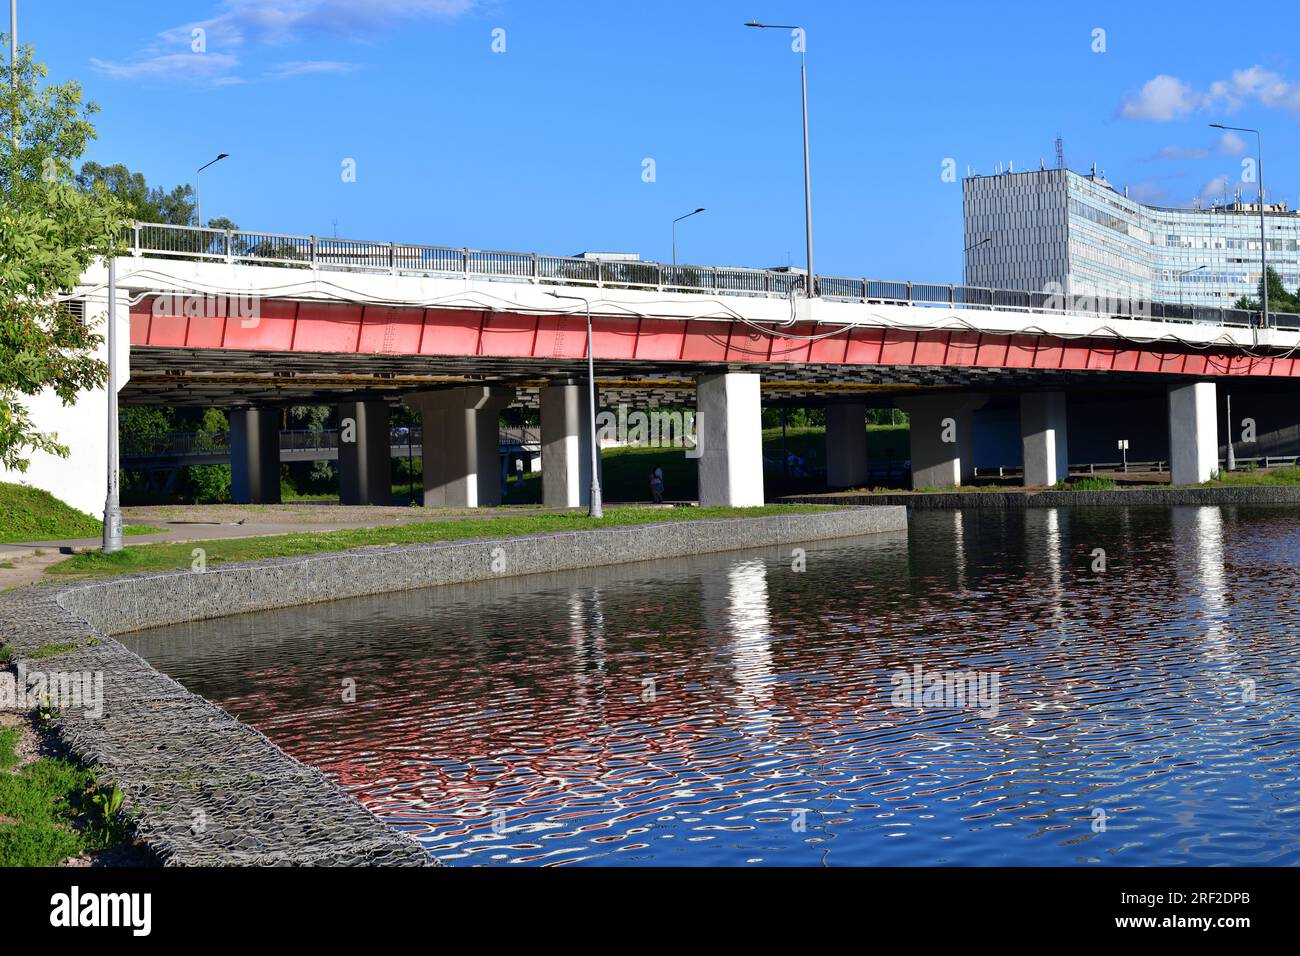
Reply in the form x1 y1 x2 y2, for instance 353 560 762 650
1199 174 1231 203
91 52 242 84
265 59 358 79
1217 131 1247 155
161 0 477 49
1120 75 1204 121
1122 65 1300 122
1128 179 1169 203
99 1 476 86
1151 145 1208 160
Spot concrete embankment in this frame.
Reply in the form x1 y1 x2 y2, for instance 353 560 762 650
785 486 1300 510
0 506 905 866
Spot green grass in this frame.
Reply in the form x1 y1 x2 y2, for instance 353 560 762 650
0 483 102 543
1056 476 1119 491
1204 466 1300 487
48 504 830 578
0 720 129 866
0 482 165 544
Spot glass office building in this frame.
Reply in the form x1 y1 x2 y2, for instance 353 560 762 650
963 167 1300 307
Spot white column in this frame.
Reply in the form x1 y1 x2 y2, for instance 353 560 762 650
896 393 987 489
1168 382 1218 485
406 386 515 507
825 402 869 488
337 400 392 506
1020 391 1069 487
540 383 592 508
697 372 764 507
230 407 281 504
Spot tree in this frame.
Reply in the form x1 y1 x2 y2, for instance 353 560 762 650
74 161 195 225
0 38 123 472
1233 267 1300 313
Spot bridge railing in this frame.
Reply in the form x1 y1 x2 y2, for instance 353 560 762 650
127 221 1300 330
121 425 542 461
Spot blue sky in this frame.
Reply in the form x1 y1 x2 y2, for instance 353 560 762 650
23 0 1300 283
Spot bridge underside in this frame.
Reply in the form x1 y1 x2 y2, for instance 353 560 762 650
123 346 1274 408
118 297 1300 506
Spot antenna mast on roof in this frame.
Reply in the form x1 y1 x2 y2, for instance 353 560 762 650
1055 136 1065 169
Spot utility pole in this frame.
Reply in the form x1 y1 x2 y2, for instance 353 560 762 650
102 259 123 554
1225 393 1236 472
9 0 17 147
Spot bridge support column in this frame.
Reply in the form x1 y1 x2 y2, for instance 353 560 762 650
826 403 869 488
1020 391 1069 487
230 407 281 504
540 383 592 508
407 386 515 507
1168 382 1218 485
337 400 392 506
697 372 764 507
896 393 987 489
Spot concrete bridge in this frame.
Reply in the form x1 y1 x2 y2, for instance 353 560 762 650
13 221 1300 517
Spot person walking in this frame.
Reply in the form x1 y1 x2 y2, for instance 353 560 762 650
650 466 665 504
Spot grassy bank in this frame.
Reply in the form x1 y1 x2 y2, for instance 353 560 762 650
48 504 830 578
1204 466 1300 487
0 483 164 544
0 715 130 866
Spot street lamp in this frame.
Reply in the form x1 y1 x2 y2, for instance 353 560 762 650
195 153 229 227
547 291 603 518
1177 264 1204 312
1210 123 1267 326
745 20 815 298
672 207 705 268
102 258 122 553
9 0 16 147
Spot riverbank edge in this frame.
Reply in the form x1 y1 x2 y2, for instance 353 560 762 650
782 485 1300 509
0 506 906 866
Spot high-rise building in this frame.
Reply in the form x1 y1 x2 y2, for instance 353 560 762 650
963 166 1300 307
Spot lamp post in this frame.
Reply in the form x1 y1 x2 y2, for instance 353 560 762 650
547 292 603 518
1225 392 1236 472
1211 123 1267 327
102 259 123 554
9 0 16 147
672 207 705 268
745 20 815 298
195 153 229 227
1177 264 1205 312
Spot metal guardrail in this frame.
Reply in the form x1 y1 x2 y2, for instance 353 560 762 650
122 426 541 460
127 221 1300 331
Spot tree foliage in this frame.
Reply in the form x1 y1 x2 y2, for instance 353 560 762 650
1233 267 1300 313
74 161 195 225
0 38 124 471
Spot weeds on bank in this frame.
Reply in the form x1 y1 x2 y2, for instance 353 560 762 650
0 717 131 866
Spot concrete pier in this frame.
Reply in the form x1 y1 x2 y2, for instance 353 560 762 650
1168 382 1218 485
406 386 515 507
897 394 987 489
697 372 764 507
230 407 281 504
826 403 869 488
1020 391 1069 487
540 383 593 508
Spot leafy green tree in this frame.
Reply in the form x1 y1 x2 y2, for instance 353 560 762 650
1233 267 1300 313
74 161 195 225
1 38 123 471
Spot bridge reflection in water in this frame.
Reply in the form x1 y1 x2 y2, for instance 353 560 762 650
126 507 1300 866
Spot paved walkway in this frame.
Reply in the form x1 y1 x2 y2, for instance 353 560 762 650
0 502 570 589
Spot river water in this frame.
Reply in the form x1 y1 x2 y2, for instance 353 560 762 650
125 506 1300 866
